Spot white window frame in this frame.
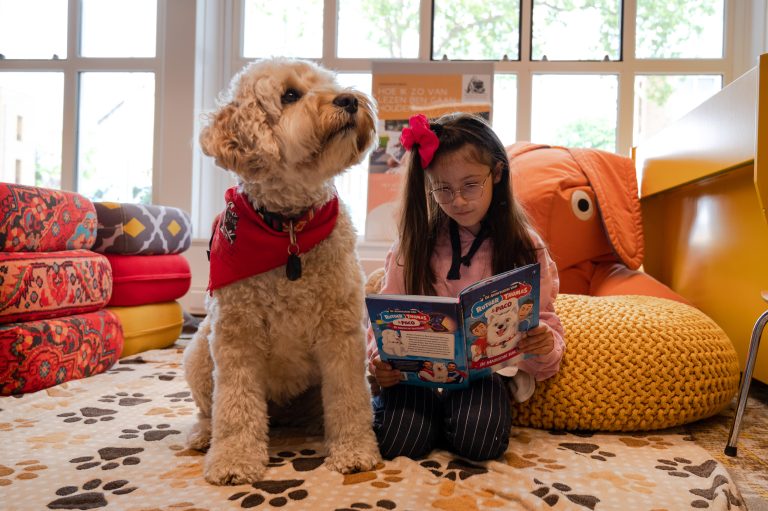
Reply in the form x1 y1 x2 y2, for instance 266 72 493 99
3 0 765 313
194 1 763 239
0 0 196 216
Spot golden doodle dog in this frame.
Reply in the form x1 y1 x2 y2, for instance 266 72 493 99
183 57 381 485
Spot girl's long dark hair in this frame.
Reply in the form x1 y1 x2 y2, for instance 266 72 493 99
398 112 539 296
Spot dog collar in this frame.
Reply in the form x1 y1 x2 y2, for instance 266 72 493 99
207 186 339 292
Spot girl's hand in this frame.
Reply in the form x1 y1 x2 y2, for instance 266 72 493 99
518 325 555 356
372 356 401 388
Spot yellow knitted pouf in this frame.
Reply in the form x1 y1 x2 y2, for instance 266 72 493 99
513 294 740 431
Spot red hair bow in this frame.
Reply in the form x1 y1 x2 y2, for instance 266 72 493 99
400 114 439 168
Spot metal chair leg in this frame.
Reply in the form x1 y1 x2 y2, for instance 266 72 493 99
725 308 768 456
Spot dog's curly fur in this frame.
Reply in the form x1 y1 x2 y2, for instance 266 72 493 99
183 58 381 485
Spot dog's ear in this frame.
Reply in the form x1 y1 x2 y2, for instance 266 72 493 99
199 99 280 177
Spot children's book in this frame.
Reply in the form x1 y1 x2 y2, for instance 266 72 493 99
366 263 540 388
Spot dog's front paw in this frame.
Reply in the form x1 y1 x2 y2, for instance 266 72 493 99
187 417 211 451
204 445 267 485
324 443 381 474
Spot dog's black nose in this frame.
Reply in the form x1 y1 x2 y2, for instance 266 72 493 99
333 94 358 114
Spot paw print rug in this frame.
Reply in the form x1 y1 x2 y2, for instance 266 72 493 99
0 344 747 510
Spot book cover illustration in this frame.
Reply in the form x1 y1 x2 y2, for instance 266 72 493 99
367 263 540 388
461 263 540 382
368 298 470 388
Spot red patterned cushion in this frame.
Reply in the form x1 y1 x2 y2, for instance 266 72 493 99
107 254 191 306
0 183 97 252
0 250 112 324
0 309 124 396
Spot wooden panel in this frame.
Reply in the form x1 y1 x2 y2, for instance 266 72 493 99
755 53 768 224
642 164 768 382
637 54 768 382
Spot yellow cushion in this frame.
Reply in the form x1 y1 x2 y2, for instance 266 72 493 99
109 301 183 358
514 294 740 431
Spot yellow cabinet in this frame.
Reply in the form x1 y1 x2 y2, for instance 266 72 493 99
635 54 768 383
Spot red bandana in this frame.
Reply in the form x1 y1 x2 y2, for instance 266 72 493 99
207 186 339 292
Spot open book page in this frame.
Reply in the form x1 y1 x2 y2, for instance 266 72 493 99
459 263 541 381
366 296 470 388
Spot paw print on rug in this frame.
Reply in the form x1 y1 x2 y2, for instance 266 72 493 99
165 391 194 403
119 356 148 365
504 451 566 472
689 476 743 509
431 479 511 510
655 458 743 509
334 499 397 510
342 463 404 489
142 371 178 381
268 449 325 471
419 458 488 481
57 407 117 424
619 435 675 450
119 424 180 441
143 403 195 419
27 431 90 450
531 478 600 510
557 442 617 462
548 430 595 438
655 457 718 478
588 470 657 495
107 359 142 374
48 478 137 509
98 392 152 407
69 447 143 470
228 479 308 508
0 417 37 432
0 460 47 486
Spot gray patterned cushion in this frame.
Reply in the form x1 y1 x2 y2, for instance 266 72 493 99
93 202 192 255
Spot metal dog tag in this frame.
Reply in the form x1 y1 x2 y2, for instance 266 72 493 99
287 253 302 280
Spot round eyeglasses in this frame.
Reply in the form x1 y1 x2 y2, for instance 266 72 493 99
429 172 492 204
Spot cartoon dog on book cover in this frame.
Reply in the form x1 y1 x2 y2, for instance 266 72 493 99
485 299 521 359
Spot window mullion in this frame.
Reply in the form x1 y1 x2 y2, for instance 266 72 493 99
60 0 81 193
516 0 533 142
616 0 636 157
323 0 339 64
419 0 433 60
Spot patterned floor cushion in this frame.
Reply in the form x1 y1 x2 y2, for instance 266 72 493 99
0 183 97 252
109 301 183 357
0 250 112 324
92 202 192 255
106 254 191 307
513 294 741 431
0 309 123 396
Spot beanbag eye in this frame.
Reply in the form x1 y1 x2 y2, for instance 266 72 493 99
570 189 595 221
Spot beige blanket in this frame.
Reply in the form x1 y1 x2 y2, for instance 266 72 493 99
0 344 744 510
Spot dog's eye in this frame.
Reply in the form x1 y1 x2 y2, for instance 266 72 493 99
281 88 302 105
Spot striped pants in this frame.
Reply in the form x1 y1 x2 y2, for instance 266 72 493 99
372 374 512 461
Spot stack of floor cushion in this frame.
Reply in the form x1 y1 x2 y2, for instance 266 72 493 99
0 184 123 396
92 202 192 357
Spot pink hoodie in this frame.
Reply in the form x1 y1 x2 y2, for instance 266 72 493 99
367 226 565 381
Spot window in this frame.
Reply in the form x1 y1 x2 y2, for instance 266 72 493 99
531 0 621 61
228 0 735 237
433 0 521 60
0 1 750 243
243 0 323 59
0 72 63 188
0 0 194 211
